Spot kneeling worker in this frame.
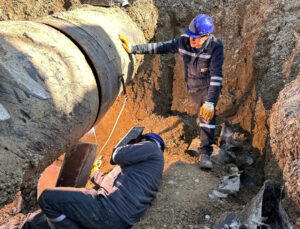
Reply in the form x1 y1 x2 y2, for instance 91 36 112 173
20 133 165 229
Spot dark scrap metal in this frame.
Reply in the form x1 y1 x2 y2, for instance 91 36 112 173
213 180 293 229
56 142 98 188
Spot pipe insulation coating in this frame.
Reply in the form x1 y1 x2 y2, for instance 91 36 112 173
0 6 145 207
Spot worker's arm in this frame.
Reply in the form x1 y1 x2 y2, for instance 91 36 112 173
200 41 224 121
206 41 224 104
131 38 180 54
119 34 180 54
111 141 159 166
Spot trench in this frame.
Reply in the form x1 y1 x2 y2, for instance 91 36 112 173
0 0 299 227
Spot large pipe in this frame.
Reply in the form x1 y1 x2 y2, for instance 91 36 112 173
0 5 145 207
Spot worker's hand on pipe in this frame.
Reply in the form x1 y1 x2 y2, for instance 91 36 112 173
200 101 214 121
119 34 132 53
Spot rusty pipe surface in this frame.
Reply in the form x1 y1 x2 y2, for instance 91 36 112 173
0 6 145 206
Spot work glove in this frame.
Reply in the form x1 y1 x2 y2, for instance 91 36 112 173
200 101 214 121
119 34 132 53
91 156 103 176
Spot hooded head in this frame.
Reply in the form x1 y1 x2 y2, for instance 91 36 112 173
140 133 165 151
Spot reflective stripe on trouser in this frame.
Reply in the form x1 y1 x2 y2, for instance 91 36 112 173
38 187 129 229
189 88 216 156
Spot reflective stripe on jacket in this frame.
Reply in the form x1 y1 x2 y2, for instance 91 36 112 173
131 34 224 103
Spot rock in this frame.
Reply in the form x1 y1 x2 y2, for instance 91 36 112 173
209 173 240 200
167 180 177 185
217 173 240 194
208 189 228 200
187 138 200 152
223 145 254 169
0 103 10 121
240 172 255 190
211 140 254 169
211 145 233 165
228 165 239 175
185 138 201 157
205 215 211 221
219 124 233 144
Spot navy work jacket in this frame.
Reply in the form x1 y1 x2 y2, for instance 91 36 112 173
94 141 164 225
131 34 224 103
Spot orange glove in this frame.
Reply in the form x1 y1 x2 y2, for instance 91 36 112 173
91 156 103 176
119 34 131 53
200 101 214 121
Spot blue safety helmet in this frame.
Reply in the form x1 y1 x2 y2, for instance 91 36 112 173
185 14 214 38
141 133 165 151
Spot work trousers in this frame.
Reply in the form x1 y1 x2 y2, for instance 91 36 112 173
20 187 130 229
190 88 216 156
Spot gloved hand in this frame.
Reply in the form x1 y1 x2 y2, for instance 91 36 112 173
200 101 214 121
91 156 103 176
119 34 131 53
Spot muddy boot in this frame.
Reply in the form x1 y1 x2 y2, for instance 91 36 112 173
199 154 213 169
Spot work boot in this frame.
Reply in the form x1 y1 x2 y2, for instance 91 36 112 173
199 154 213 169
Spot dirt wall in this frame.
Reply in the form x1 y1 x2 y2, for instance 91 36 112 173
269 75 300 219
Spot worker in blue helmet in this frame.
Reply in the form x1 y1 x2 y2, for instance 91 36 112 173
140 133 165 151
120 14 224 169
18 133 164 229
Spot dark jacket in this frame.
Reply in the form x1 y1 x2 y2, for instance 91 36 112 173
95 141 164 225
131 34 224 104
